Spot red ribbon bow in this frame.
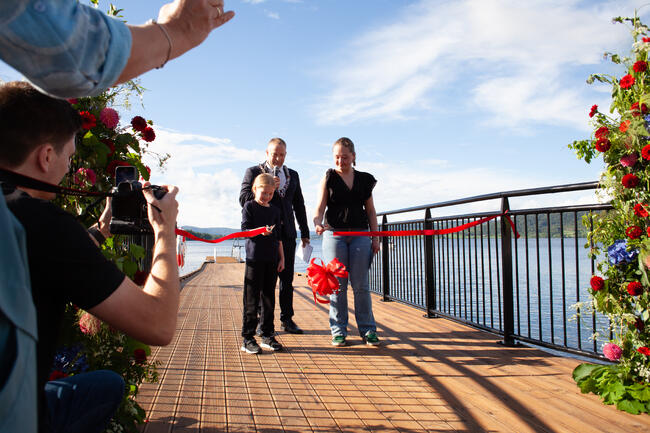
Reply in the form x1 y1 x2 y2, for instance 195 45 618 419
306 258 348 305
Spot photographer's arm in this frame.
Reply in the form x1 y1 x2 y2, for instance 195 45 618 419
0 1 234 98
89 185 180 346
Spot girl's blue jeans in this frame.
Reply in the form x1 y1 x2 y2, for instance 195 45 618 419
322 231 377 337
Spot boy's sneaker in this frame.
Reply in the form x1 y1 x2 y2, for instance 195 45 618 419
364 331 380 346
241 338 262 354
331 335 346 347
260 336 282 351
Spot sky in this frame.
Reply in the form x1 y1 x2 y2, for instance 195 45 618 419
2 0 649 228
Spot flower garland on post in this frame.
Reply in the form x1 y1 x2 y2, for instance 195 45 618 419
51 83 169 432
569 13 650 414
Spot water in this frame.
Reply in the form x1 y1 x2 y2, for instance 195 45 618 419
371 235 610 355
178 237 324 276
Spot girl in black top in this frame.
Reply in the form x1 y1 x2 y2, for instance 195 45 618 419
313 137 381 347
240 173 285 354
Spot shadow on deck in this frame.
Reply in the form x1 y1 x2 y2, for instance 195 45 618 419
138 262 650 433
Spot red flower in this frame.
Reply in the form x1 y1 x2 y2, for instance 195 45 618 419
638 347 650 356
79 111 96 130
620 74 635 89
622 173 640 188
100 107 120 129
620 120 631 132
79 312 101 335
74 167 97 186
106 160 130 177
636 317 646 332
67 98 78 105
643 145 650 160
633 61 648 73
133 270 149 286
595 126 609 139
131 115 148 132
603 342 622 361
634 203 649 217
48 370 68 381
133 348 147 364
590 276 605 291
627 281 643 296
594 138 610 152
101 139 115 157
644 37 650 43
142 126 156 142
589 104 598 117
626 225 643 239
620 153 638 167
631 102 649 116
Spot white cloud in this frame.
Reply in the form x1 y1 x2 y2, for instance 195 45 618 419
143 128 603 229
265 10 280 20
142 128 263 228
314 0 640 129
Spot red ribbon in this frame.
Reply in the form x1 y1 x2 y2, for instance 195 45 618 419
174 227 268 243
306 258 348 305
333 211 520 239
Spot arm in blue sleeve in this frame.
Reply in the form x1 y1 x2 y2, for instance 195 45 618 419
0 0 132 98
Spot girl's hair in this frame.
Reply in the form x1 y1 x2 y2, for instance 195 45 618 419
333 137 356 166
253 173 275 189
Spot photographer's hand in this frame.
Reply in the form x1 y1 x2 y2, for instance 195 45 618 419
143 182 179 239
88 197 113 246
98 197 112 239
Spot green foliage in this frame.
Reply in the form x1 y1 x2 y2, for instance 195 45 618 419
51 82 168 430
570 11 650 413
573 363 650 414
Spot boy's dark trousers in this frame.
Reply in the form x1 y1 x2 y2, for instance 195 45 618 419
242 260 278 339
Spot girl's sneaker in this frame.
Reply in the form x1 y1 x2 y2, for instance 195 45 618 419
364 331 380 346
331 335 346 346
261 336 282 351
241 338 262 354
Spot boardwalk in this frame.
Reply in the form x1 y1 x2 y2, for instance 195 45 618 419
137 261 650 433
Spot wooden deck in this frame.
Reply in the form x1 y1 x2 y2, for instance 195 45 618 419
137 262 650 432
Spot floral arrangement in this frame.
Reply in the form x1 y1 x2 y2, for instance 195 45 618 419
49 82 169 432
569 13 650 414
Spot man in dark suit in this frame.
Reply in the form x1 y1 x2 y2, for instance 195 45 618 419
239 138 310 334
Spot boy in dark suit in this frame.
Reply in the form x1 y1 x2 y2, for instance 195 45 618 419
239 138 310 334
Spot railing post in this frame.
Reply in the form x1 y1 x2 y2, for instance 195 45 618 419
499 197 516 346
381 214 390 301
424 208 436 317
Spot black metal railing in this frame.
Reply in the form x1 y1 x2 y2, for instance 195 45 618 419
369 181 612 359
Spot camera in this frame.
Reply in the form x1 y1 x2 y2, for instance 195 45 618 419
109 166 166 234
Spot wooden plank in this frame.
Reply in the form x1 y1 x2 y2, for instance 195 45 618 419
136 262 650 433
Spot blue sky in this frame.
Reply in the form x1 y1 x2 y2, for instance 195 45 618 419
1 0 648 228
